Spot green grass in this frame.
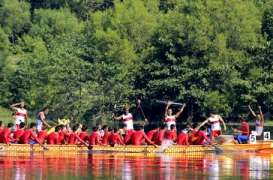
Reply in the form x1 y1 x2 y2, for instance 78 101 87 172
0 106 13 123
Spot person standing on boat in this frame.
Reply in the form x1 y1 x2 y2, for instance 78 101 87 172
248 105 264 136
113 105 134 130
164 101 186 130
36 107 51 132
10 102 28 128
198 111 226 138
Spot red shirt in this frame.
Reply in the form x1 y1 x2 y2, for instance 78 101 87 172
124 129 134 145
0 127 4 135
37 130 47 144
241 122 249 135
177 132 189 145
154 130 165 145
14 129 25 141
0 128 12 144
58 131 65 144
68 132 77 145
47 132 59 145
131 131 145 145
19 129 38 144
109 133 124 145
146 129 157 141
189 130 210 145
79 131 89 142
165 130 176 140
89 131 101 145
102 131 111 145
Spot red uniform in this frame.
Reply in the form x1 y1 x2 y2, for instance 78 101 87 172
177 132 189 145
89 132 101 145
154 129 165 145
0 127 4 135
0 128 12 144
146 129 157 141
124 129 134 145
189 130 210 145
102 131 111 145
58 131 65 144
241 122 249 135
68 132 77 145
165 130 176 141
109 133 124 145
14 129 25 141
37 130 47 144
131 130 154 145
19 129 39 144
47 132 59 145
79 131 89 143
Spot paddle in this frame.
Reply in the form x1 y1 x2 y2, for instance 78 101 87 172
156 100 184 106
136 99 148 124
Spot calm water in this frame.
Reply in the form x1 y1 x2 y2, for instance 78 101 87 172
0 152 272 180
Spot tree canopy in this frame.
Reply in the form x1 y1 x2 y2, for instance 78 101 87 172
0 0 273 123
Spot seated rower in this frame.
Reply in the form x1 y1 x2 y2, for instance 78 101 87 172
68 125 87 145
37 125 48 144
47 126 61 144
165 124 177 141
79 124 89 143
13 122 25 143
89 126 102 145
131 125 156 146
0 121 3 134
0 123 14 144
176 125 189 145
146 124 159 142
189 124 211 145
154 124 166 145
109 128 124 146
233 117 250 144
19 123 44 146
121 124 134 145
102 125 111 145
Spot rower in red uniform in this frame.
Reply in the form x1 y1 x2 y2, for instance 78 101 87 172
189 124 211 145
154 124 166 145
68 125 81 145
13 122 25 143
19 123 43 145
102 125 111 145
233 117 250 144
165 124 177 141
164 101 186 130
37 126 48 144
176 125 189 145
47 126 61 144
89 126 102 145
0 123 14 144
198 111 226 138
113 105 134 130
131 125 156 146
109 128 124 145
121 124 134 145
146 125 159 142
0 121 3 134
10 102 28 129
79 124 89 143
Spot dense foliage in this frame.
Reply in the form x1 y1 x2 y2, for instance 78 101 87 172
0 0 273 123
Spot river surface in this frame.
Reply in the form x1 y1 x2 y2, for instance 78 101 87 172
0 152 272 180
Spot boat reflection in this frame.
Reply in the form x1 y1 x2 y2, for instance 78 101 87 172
0 152 272 179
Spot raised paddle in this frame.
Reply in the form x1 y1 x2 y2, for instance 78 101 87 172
136 99 148 123
156 100 184 106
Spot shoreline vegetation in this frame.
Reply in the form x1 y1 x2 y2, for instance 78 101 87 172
1 0 273 124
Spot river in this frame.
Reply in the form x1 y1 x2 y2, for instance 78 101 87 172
0 152 272 179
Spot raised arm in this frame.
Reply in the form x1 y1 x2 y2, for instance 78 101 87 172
248 105 257 118
10 102 21 111
258 106 265 125
165 101 171 117
113 115 123 121
175 103 186 118
196 119 209 131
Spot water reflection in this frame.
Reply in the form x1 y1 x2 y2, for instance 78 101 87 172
0 152 272 179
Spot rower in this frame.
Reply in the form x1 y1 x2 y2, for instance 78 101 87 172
37 125 48 144
121 124 134 145
131 125 156 146
89 126 102 145
79 124 89 143
13 122 25 143
113 105 134 131
233 117 250 144
146 124 159 142
10 102 28 129
189 123 211 145
165 124 177 141
164 101 186 130
176 125 189 145
36 107 51 132
248 105 264 136
47 126 61 144
0 121 3 134
19 122 44 146
101 125 111 145
0 123 14 144
198 111 226 138
109 128 124 146
154 124 166 145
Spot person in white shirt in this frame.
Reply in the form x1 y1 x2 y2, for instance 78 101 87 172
164 101 186 130
10 102 28 129
113 105 134 130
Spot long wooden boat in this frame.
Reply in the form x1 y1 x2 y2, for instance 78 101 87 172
0 141 272 154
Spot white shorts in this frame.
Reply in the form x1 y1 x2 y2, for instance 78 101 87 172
165 121 176 130
255 126 263 136
36 120 43 132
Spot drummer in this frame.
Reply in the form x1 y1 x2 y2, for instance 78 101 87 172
164 101 186 130
113 105 134 130
10 102 28 129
